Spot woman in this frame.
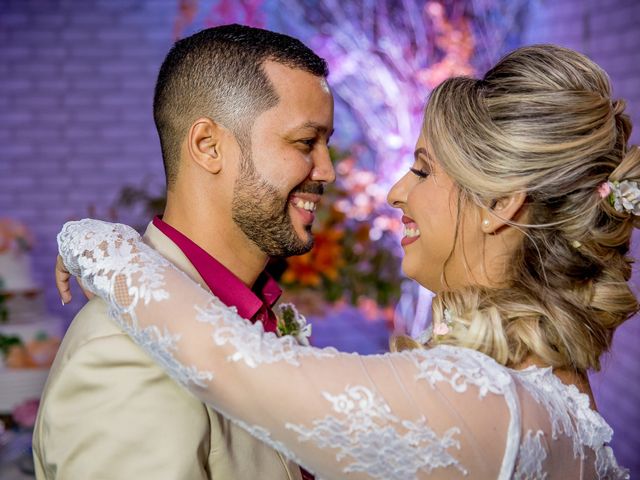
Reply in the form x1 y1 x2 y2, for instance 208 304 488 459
55 45 636 478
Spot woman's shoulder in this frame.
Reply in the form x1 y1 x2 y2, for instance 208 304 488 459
512 366 612 446
390 344 627 478
399 343 614 445
513 366 630 478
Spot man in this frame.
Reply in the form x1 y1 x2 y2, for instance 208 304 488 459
33 24 334 479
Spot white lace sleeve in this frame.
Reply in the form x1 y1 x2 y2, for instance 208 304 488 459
57 220 624 479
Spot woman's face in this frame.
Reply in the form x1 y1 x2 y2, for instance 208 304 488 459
387 134 486 292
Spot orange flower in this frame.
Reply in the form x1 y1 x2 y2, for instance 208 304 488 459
354 224 370 244
282 229 345 286
282 254 322 287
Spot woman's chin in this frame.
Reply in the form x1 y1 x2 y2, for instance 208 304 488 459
400 260 420 283
401 261 440 293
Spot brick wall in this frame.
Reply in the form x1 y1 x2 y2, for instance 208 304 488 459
0 0 174 317
1 0 639 474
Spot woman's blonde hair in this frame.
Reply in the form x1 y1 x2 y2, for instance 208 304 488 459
396 45 640 372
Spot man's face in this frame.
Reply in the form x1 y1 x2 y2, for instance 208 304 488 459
231 61 335 257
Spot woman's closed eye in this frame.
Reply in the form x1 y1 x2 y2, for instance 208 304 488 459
410 167 429 179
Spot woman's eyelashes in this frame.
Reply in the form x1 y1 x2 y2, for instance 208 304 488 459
410 167 429 179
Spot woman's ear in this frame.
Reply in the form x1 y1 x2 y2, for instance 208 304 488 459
481 192 527 234
187 117 225 175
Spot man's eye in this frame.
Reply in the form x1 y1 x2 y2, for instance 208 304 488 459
410 167 429 179
298 138 316 148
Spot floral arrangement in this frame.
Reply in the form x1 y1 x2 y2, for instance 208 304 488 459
0 219 34 321
0 331 60 369
11 398 39 430
278 149 404 314
0 219 34 254
0 278 7 323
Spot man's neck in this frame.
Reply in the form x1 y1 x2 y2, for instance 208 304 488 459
162 202 268 287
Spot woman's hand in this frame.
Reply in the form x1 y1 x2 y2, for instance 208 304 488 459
56 254 95 304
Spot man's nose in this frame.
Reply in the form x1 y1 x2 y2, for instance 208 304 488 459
310 149 336 183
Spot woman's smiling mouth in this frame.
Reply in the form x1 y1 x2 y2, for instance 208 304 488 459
401 214 421 246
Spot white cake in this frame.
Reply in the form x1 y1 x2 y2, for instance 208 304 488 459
0 248 37 293
0 220 64 412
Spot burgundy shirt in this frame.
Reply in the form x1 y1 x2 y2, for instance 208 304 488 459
152 216 281 333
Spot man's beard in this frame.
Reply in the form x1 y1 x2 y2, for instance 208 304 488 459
231 151 323 257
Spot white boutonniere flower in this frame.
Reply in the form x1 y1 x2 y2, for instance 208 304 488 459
276 303 312 346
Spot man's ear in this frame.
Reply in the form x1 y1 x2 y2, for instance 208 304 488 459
186 117 226 175
481 192 527 234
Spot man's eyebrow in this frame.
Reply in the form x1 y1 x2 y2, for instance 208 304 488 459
295 122 332 135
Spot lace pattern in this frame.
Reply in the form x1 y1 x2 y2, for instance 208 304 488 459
514 367 629 479
286 385 465 479
412 346 513 397
412 346 521 479
195 301 338 368
513 430 547 480
595 445 630 480
515 367 609 454
58 221 216 387
57 220 630 480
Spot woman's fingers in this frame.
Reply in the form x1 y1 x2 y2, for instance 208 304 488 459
55 255 72 304
56 255 96 304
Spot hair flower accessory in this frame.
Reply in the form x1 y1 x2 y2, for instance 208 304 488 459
605 180 640 215
597 182 611 199
276 303 312 346
433 308 453 337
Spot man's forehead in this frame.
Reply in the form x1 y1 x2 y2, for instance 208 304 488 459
256 62 333 133
262 60 330 94
318 77 330 94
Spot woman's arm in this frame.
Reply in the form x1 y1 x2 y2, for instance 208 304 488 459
57 219 518 480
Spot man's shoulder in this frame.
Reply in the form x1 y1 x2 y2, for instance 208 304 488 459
41 295 212 414
33 302 217 480
56 297 128 357
42 297 158 394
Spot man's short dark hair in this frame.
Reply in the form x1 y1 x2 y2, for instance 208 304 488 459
153 24 329 186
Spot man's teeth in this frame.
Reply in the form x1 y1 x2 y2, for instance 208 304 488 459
293 199 317 211
404 226 421 238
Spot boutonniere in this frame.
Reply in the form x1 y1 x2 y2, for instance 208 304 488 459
276 303 312 346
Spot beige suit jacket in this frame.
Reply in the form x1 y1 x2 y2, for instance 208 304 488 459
33 222 302 480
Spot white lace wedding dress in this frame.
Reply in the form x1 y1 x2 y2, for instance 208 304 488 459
57 219 628 479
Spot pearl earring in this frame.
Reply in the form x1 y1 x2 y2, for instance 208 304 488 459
482 219 490 228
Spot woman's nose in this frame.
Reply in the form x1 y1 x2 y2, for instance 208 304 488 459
387 174 408 208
